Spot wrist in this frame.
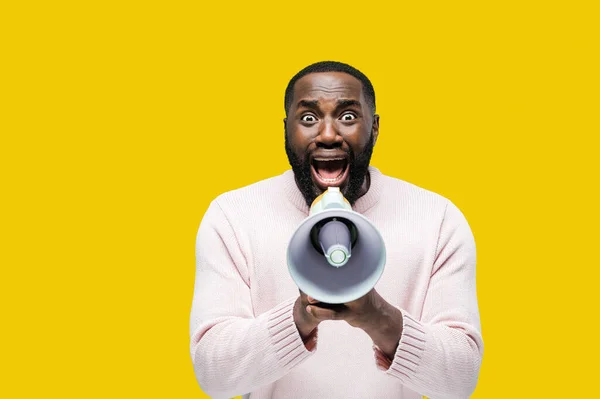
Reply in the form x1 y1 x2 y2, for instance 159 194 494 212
363 301 403 359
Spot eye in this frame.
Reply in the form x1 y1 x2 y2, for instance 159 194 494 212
340 113 356 121
301 114 317 123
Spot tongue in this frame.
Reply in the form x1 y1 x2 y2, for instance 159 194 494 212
315 160 346 179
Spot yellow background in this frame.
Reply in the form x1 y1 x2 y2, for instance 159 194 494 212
1 1 598 398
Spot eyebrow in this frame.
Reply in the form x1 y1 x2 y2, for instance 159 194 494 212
297 99 319 109
335 99 362 109
296 99 362 111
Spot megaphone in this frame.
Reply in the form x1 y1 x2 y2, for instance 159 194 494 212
287 187 386 304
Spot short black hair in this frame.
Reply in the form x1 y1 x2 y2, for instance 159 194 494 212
284 61 376 116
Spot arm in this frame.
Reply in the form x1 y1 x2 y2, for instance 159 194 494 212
379 200 484 399
189 200 313 399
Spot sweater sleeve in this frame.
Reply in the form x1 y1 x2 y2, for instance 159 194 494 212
189 200 314 399
384 201 484 399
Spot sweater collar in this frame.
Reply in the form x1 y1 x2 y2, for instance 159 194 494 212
282 166 383 215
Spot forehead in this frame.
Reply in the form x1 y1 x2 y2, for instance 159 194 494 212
292 72 365 105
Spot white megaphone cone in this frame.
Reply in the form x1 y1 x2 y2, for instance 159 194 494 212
287 187 386 304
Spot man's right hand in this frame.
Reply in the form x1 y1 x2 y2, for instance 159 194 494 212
293 291 348 342
293 291 322 341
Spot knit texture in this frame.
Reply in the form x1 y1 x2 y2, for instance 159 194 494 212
190 167 483 399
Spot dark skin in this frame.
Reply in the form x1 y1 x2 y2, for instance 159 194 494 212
284 72 403 360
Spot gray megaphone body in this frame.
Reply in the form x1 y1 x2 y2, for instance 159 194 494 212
287 187 386 304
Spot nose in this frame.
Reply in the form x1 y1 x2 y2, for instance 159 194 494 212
315 118 343 148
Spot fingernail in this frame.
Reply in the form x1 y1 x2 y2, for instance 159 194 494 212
306 305 311 314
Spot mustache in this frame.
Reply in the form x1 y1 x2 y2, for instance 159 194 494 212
284 131 375 207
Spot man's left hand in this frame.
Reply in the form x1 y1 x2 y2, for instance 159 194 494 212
306 289 404 360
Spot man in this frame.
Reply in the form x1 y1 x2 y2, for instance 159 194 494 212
190 61 483 399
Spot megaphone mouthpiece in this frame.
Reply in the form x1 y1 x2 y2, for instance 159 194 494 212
318 219 352 267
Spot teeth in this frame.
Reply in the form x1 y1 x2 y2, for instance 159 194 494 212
314 158 345 161
317 172 345 182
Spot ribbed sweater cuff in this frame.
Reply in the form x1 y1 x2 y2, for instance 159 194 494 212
386 310 428 382
266 297 314 370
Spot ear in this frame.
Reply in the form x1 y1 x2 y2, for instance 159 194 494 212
372 114 380 144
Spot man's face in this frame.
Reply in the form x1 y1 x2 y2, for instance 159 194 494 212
285 72 379 207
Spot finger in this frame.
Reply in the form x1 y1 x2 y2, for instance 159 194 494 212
298 291 310 306
299 291 314 303
373 346 393 370
306 304 346 321
304 335 317 352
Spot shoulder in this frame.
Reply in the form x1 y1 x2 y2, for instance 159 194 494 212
374 169 472 231
206 172 290 224
378 170 450 212
214 174 284 206
376 170 474 247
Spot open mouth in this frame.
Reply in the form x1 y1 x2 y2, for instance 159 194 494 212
311 157 349 188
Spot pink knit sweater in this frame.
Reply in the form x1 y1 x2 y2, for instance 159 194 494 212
190 167 483 399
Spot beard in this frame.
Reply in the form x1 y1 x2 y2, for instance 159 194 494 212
285 131 375 208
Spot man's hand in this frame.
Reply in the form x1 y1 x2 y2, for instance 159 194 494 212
293 291 322 341
293 289 404 360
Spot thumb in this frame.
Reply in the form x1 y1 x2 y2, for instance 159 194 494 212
306 304 342 321
306 296 319 304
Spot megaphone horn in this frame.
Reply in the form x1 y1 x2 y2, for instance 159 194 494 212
287 187 386 304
